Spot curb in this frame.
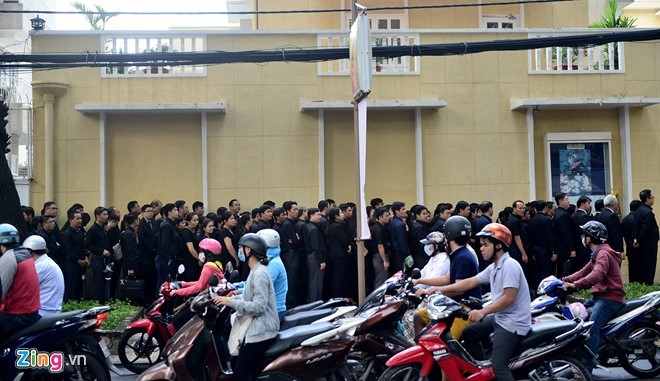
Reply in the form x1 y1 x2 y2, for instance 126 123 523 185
103 307 145 357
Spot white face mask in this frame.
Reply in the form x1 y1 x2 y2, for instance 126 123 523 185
581 236 589 248
198 252 206 263
424 244 434 257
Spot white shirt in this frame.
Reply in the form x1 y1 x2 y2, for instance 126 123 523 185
419 252 450 289
34 254 65 316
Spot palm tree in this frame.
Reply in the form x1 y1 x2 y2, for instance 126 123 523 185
589 0 637 28
0 100 28 240
71 2 118 30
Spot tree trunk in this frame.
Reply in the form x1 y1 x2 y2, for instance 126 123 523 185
0 101 28 241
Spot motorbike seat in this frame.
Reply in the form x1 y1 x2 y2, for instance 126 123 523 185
263 322 335 358
279 308 335 330
285 300 324 316
0 311 83 349
519 320 577 349
611 298 647 318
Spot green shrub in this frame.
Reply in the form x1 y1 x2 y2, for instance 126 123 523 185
577 282 659 301
62 299 139 330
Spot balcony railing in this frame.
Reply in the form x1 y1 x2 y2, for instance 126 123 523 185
318 32 420 75
102 35 207 77
528 33 625 74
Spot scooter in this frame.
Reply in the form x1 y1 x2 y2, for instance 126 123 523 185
138 273 361 381
531 275 660 378
0 308 113 381
380 293 596 381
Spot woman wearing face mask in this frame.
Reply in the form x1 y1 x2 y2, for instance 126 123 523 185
410 231 451 335
213 233 279 381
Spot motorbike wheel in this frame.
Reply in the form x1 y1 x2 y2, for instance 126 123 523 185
21 351 109 381
117 327 166 374
377 364 425 381
619 320 660 378
527 355 591 381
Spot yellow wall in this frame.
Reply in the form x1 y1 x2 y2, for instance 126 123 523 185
622 9 660 28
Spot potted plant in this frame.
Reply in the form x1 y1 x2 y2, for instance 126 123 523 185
142 44 172 74
589 0 637 70
374 38 384 72
552 46 580 70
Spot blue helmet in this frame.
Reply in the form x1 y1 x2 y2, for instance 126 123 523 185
0 223 20 246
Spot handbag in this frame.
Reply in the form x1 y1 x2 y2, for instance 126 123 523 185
112 231 124 261
227 312 254 356
117 276 145 305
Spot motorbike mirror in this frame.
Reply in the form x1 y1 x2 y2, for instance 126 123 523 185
228 270 240 283
225 261 234 274
209 275 220 287
177 264 185 275
403 256 414 277
411 268 422 280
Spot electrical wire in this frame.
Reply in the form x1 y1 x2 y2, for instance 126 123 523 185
0 0 572 16
1 28 657 70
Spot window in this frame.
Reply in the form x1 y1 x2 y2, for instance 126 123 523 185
545 133 613 204
481 14 520 29
346 14 407 30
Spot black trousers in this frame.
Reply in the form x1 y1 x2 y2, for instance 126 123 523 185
627 246 642 283
0 312 40 338
62 259 83 302
235 338 275 381
91 255 107 303
461 315 524 381
533 246 553 289
639 242 659 285
280 249 299 308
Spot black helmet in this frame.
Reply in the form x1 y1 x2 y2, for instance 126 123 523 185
238 233 268 258
580 221 608 243
443 216 472 242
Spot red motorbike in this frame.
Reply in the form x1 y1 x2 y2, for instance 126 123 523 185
380 293 596 381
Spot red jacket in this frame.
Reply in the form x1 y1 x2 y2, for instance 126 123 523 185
563 244 625 304
174 261 225 297
1 247 41 315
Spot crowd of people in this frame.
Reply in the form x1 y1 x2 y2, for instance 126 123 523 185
8 188 659 311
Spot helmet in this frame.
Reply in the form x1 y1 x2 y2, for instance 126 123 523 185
581 221 608 242
0 223 19 246
23 235 47 252
199 238 222 255
443 216 471 242
420 231 445 245
476 223 512 247
257 229 280 248
238 233 267 258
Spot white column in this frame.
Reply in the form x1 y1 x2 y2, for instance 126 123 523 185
619 106 633 214
43 93 55 202
201 112 209 208
99 112 106 206
526 108 536 201
318 110 325 200
415 107 424 205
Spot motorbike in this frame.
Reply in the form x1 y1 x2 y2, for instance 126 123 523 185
531 275 660 378
379 293 596 381
347 265 423 381
0 308 113 381
285 297 354 316
138 272 362 381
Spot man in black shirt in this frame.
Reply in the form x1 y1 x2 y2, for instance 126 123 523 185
410 206 431 269
304 208 326 302
85 207 111 303
623 200 642 282
529 200 555 288
572 196 592 270
633 189 659 285
157 203 179 288
553 193 578 277
370 207 391 288
273 207 286 235
60 211 86 301
507 200 529 265
281 201 301 307
39 215 62 267
139 204 158 300
596 194 623 253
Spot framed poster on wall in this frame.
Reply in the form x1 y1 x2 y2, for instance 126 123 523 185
545 132 613 205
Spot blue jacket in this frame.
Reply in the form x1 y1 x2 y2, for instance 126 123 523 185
236 247 288 314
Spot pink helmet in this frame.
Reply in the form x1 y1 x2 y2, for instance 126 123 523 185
199 238 222 255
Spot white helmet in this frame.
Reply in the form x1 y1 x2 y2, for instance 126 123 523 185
23 235 47 252
256 228 280 249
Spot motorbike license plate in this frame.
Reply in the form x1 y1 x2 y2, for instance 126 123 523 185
99 339 110 357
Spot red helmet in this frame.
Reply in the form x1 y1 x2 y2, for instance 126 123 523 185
476 223 512 248
199 238 222 255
